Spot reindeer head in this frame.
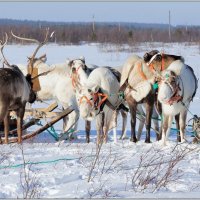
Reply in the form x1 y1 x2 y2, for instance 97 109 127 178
76 84 103 121
68 56 87 73
27 54 47 69
144 50 184 73
68 56 89 89
11 29 55 92
25 74 37 103
157 70 182 105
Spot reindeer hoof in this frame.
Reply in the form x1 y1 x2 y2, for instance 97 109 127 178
130 138 137 143
145 139 151 143
192 138 199 144
156 135 161 141
86 139 90 143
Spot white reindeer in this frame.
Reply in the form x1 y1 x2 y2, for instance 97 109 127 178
75 67 123 143
68 57 128 143
158 60 198 146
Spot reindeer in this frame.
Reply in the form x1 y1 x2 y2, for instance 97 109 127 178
0 34 36 144
157 61 197 145
143 50 186 142
68 57 129 143
75 66 126 144
11 30 84 141
119 50 184 143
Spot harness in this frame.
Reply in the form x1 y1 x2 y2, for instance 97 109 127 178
159 74 184 105
147 52 165 74
119 53 165 97
70 65 82 89
79 92 108 110
79 88 124 116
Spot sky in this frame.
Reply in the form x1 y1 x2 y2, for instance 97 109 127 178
0 2 200 26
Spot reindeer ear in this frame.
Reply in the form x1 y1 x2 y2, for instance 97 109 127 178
66 59 73 67
143 50 160 63
143 52 151 62
91 85 99 93
80 56 85 63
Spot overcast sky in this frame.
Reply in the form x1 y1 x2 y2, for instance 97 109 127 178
0 2 199 26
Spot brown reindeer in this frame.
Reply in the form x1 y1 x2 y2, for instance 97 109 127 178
0 34 36 144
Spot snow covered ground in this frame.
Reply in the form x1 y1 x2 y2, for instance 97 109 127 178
0 42 200 198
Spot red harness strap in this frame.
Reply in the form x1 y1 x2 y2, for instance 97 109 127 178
70 66 82 89
148 52 165 73
166 85 183 105
79 93 108 108
79 96 93 106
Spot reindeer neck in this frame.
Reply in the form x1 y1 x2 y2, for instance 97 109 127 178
78 68 89 86
162 54 183 70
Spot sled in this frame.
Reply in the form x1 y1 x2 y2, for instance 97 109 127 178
0 102 74 144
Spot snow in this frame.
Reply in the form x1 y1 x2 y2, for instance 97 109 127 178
0 42 200 198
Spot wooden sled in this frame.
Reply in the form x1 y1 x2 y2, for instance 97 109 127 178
0 102 74 144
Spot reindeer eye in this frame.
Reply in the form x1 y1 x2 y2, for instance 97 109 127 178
72 67 76 73
88 89 92 93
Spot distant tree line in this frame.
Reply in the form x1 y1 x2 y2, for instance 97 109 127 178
0 19 200 45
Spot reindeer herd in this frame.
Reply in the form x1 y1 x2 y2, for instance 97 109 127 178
0 29 198 146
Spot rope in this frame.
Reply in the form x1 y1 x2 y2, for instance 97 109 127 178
136 110 194 134
0 151 121 170
36 121 77 141
37 121 59 141
0 157 80 169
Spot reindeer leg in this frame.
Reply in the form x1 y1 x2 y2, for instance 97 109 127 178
153 118 160 141
4 111 10 144
155 100 162 140
175 114 181 142
126 96 137 143
96 112 104 145
137 117 145 141
16 106 25 144
162 115 169 146
180 111 187 143
166 116 173 141
103 126 108 144
85 120 91 143
112 110 118 143
145 94 154 143
120 110 128 140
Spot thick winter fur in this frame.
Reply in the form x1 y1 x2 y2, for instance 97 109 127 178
158 60 198 145
76 67 122 144
0 66 36 143
120 54 160 142
70 58 129 143
18 56 83 136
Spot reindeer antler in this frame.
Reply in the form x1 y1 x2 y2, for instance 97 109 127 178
0 33 11 68
31 67 55 80
11 28 54 74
